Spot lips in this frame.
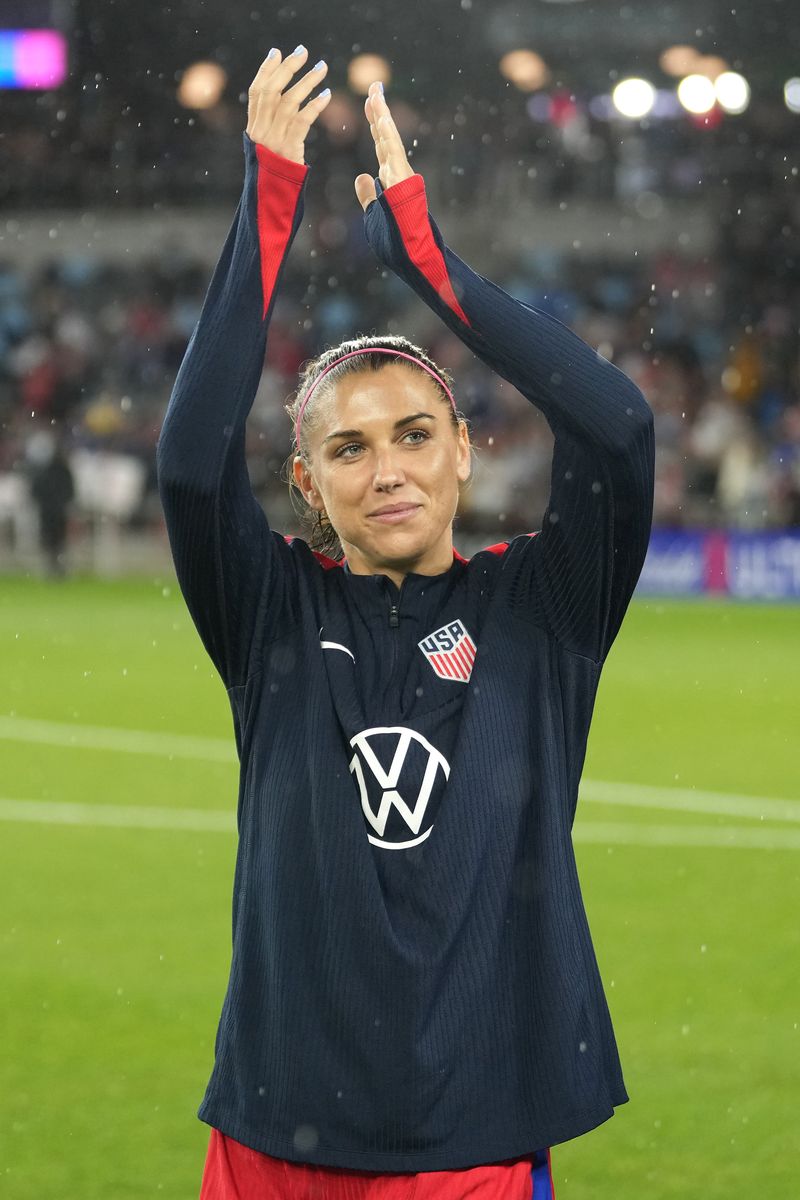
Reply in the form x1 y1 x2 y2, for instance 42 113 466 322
369 504 421 523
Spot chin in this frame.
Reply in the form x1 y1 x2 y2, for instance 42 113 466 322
366 528 431 560
375 534 429 557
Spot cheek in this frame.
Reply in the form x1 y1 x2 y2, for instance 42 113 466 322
429 446 461 491
321 467 362 516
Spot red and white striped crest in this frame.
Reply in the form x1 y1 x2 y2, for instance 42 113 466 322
418 619 476 684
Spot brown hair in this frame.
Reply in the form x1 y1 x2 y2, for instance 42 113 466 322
282 333 473 561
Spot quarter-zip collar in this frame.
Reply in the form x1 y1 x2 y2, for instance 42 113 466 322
341 548 468 591
338 550 467 631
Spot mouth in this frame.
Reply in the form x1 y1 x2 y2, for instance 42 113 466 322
368 504 422 524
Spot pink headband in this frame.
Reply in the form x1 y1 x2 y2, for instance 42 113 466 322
294 348 456 448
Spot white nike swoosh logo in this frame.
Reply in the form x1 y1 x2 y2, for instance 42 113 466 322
320 640 355 662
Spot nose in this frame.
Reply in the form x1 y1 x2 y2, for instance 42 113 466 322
372 446 406 490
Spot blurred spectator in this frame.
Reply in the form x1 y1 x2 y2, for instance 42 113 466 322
25 431 75 578
0 185 798 577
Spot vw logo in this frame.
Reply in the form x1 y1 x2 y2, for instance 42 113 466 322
348 726 450 850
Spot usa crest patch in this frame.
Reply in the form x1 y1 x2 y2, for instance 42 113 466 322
418 619 476 683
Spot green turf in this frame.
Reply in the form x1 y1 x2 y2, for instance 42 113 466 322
1 574 797 1198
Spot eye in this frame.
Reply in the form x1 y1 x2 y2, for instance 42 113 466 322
335 429 431 458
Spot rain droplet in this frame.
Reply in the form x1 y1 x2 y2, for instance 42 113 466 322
293 1124 318 1152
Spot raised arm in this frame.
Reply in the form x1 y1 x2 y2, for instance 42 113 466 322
355 84 655 664
156 47 331 690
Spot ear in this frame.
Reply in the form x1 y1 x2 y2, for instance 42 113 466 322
456 421 472 484
292 455 325 511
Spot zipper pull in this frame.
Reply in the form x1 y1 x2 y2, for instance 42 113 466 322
388 603 399 628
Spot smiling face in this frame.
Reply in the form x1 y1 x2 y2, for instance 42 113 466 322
292 362 471 586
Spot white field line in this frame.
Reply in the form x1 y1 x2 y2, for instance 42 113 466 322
0 715 236 763
1 715 798 825
0 797 235 832
578 780 800 825
573 822 800 851
1 797 799 850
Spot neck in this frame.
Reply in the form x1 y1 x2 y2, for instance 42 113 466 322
343 538 456 588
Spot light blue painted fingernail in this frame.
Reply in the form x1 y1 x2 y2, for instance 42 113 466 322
378 81 384 94
313 59 326 71
266 48 278 60
292 44 306 55
319 87 331 98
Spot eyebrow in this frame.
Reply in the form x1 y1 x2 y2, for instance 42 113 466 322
322 412 437 447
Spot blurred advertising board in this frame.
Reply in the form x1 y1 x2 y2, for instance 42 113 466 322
637 530 800 600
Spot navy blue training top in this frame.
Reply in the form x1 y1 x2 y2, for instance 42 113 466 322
156 131 655 1172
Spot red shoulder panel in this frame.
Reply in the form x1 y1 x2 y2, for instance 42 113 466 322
480 532 538 556
282 534 343 571
311 549 344 571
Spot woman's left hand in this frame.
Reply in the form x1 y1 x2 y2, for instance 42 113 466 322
354 82 416 211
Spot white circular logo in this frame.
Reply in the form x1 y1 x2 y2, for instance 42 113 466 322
348 726 450 850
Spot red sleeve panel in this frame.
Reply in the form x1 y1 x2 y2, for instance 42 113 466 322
254 144 309 320
381 175 472 328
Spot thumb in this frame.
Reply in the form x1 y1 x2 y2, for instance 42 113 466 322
354 173 377 212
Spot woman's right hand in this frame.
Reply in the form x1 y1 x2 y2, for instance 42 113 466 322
246 45 331 165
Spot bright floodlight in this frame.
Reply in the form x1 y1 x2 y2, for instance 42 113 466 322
499 49 550 92
785 78 800 113
694 55 729 81
659 45 699 77
177 62 227 109
612 78 656 119
347 54 391 95
677 73 717 114
715 72 750 114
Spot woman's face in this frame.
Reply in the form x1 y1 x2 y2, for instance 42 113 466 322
293 363 472 579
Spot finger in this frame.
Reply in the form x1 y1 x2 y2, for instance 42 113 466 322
250 47 283 84
354 173 377 211
250 44 309 102
364 96 388 168
366 115 388 171
294 86 333 127
283 58 329 108
365 89 385 129
248 45 313 131
253 46 284 76
368 94 403 162
263 44 310 94
365 95 380 147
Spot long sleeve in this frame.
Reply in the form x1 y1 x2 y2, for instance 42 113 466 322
156 133 309 689
363 173 655 663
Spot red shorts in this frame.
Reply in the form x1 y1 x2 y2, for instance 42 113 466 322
199 1129 555 1199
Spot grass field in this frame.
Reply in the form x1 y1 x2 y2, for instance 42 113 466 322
1 574 798 1198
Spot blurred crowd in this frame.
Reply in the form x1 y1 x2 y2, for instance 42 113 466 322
1 177 798 576
4 77 798 212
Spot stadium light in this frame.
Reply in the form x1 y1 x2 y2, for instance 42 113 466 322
659 45 699 77
612 78 656 119
694 55 729 81
785 78 800 113
177 62 227 109
677 73 717 114
0 28 67 88
715 72 750 115
347 54 391 95
499 49 550 92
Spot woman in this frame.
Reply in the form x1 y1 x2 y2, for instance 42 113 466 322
156 44 655 1200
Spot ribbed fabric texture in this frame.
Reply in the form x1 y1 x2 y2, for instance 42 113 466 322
155 132 655 1172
